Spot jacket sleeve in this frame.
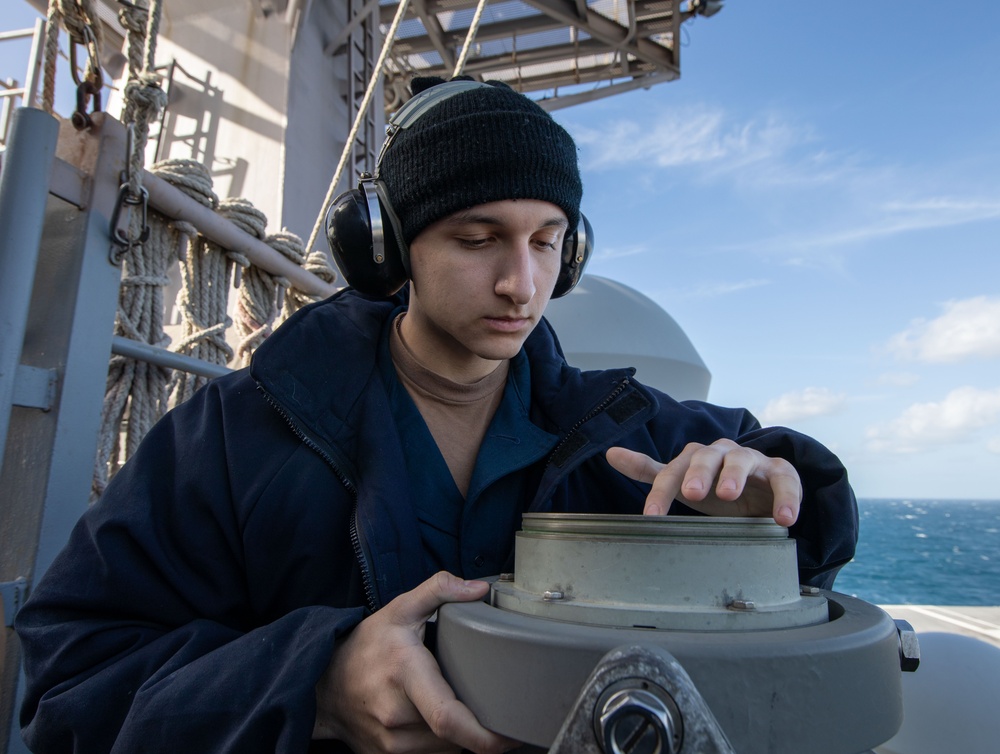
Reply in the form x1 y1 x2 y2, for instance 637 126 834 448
734 423 858 589
15 377 365 753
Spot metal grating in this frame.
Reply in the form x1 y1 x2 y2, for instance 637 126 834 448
376 0 721 111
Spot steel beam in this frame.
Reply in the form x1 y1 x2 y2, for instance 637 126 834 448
410 0 457 73
142 171 338 299
1 113 129 754
538 69 678 110
523 0 677 71
111 336 232 380
391 15 566 56
0 108 59 468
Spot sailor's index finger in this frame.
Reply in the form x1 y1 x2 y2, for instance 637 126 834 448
605 446 664 483
605 446 682 515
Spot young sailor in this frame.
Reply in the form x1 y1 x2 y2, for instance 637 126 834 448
15 79 857 754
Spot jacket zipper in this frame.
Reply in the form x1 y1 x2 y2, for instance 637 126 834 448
545 376 631 471
258 386 379 612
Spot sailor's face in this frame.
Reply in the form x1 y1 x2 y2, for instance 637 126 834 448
402 199 567 382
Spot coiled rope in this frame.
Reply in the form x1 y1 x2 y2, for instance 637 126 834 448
89 0 338 497
94 0 171 499
152 159 233 407
285 247 338 317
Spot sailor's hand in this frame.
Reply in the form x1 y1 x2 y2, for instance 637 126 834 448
606 441 801 526
313 571 518 754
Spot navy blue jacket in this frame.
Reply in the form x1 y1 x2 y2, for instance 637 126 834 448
15 288 858 753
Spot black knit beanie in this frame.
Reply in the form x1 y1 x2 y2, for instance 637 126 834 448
378 78 582 245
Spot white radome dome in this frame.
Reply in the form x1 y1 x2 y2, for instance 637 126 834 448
544 275 711 401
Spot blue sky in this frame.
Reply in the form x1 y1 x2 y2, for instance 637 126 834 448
553 1 1000 500
4 1 999 500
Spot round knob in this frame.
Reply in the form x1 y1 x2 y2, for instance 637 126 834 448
598 687 680 754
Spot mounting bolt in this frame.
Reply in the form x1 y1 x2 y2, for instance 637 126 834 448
497 573 515 582
543 590 564 601
597 687 681 754
800 585 821 596
894 619 920 672
1 577 30 627
728 599 756 611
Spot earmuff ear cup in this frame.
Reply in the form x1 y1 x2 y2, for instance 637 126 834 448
325 188 407 297
552 213 594 299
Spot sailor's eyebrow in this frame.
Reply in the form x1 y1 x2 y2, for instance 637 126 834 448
445 211 504 226
445 211 569 230
538 217 570 230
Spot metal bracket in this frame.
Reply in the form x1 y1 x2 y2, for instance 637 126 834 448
894 619 921 672
2 577 30 627
548 644 736 754
11 364 57 411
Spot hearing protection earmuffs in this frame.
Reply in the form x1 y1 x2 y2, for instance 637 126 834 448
325 80 593 298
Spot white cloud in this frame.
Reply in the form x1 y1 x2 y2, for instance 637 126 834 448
571 105 1000 261
759 387 847 425
866 386 1000 453
882 197 1000 219
988 437 1000 455
572 105 810 177
888 296 1000 363
875 372 920 388
814 198 1000 247
719 196 1000 257
680 278 770 299
594 244 650 261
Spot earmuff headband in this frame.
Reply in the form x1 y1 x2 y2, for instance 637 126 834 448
326 80 592 298
374 81 492 179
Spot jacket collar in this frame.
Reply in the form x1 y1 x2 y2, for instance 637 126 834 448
250 288 659 480
249 288 402 472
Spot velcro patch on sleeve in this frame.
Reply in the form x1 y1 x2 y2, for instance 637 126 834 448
606 390 650 425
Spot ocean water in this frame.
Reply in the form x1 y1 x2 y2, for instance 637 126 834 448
832 498 1000 606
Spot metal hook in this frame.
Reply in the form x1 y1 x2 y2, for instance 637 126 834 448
123 123 136 187
109 182 151 263
69 37 84 86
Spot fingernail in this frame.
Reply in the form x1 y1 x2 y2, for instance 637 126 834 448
719 479 737 492
686 479 703 493
646 503 662 516
777 506 792 522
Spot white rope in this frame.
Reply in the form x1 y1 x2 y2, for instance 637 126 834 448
41 0 105 115
41 1 63 115
283 248 338 319
119 0 167 201
452 0 490 77
93 0 168 500
151 159 234 408
304 0 413 257
266 231 306 316
223 199 274 367
93 194 178 499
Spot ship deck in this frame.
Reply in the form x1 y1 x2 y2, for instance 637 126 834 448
881 605 1000 648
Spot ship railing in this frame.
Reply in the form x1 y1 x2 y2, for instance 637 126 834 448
0 19 45 153
108 165 339 379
